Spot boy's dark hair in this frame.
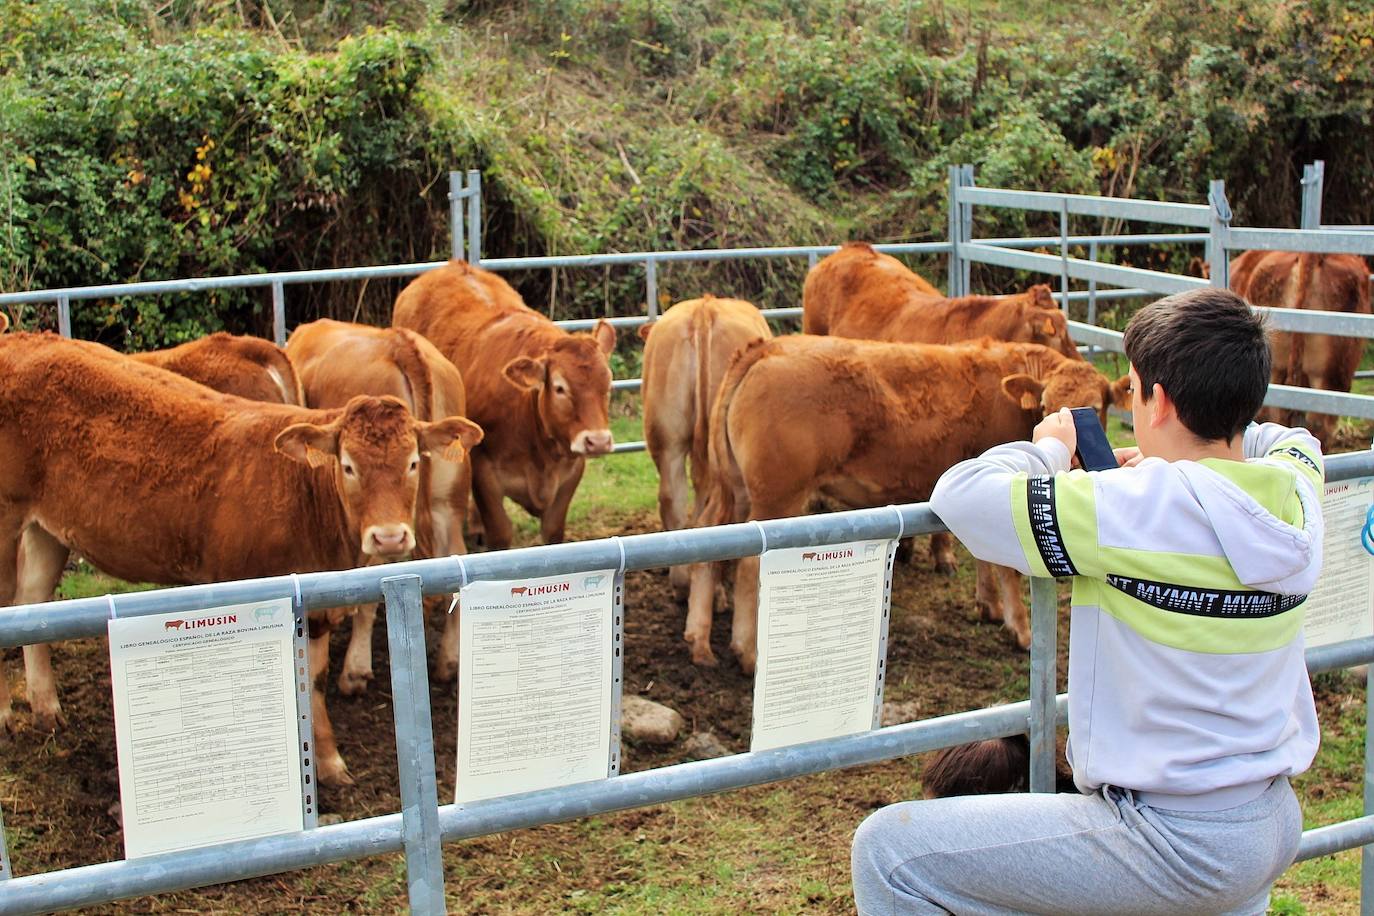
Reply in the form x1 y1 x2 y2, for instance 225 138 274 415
1124 288 1270 442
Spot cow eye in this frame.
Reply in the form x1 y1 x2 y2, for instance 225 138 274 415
554 383 569 397
342 463 356 478
409 459 419 473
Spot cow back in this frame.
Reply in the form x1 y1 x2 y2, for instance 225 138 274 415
803 242 943 336
131 332 304 404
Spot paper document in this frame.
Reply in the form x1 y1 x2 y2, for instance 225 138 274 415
1303 476 1374 648
108 598 303 858
751 540 894 752
456 570 616 803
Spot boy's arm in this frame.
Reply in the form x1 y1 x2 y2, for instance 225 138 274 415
930 437 1104 579
1244 421 1325 489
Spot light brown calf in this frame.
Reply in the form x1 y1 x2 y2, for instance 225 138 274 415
0 333 480 786
801 242 943 336
639 296 772 596
287 318 483 693
394 260 616 549
1230 250 1372 449
131 331 304 405
686 337 1125 671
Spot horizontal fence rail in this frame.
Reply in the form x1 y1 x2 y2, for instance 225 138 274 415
955 186 1213 228
2 451 1371 914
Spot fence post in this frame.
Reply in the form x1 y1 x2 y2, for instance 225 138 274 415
380 574 447 915
1364 663 1373 913
947 166 965 297
271 281 286 348
1028 576 1058 793
1058 202 1070 311
449 171 465 261
56 295 71 339
466 170 482 265
1207 179 1232 290
1301 160 1325 231
646 258 659 319
1086 239 1099 328
0 801 11 881
959 165 974 295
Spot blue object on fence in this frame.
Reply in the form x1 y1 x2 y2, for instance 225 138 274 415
1362 504 1374 557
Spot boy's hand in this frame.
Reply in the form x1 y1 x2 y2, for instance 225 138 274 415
1032 407 1077 458
1114 446 1143 468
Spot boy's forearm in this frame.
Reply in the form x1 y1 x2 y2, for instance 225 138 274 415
930 439 1072 573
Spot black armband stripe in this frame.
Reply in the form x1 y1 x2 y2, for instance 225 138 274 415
1026 476 1078 577
1106 574 1306 619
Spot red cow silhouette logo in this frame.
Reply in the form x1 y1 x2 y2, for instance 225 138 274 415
801 552 818 561
164 620 185 631
510 586 529 597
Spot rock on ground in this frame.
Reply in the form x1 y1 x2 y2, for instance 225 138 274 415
620 695 685 745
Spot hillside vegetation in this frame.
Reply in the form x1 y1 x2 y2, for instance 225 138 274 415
2 0 1372 346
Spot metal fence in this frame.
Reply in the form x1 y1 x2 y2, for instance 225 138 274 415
1 449 1373 914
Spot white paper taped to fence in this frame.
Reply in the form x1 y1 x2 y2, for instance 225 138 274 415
1303 476 1374 649
107 598 303 859
456 569 616 804
751 539 895 753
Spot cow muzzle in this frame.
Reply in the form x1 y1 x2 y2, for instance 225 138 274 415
363 524 416 559
571 428 614 456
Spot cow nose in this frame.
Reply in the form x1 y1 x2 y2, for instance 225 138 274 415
573 429 614 456
365 525 414 557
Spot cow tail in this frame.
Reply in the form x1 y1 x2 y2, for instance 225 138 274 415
700 338 770 531
689 307 712 489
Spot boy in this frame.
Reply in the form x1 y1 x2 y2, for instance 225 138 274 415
851 288 1325 915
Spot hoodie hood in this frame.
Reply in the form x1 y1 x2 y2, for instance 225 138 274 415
1176 460 1324 596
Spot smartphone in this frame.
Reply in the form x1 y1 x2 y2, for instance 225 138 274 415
1069 407 1118 472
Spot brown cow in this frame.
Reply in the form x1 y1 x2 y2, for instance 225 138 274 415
686 337 1126 671
287 318 483 693
131 332 304 405
803 243 1084 576
0 333 480 786
393 260 616 549
1230 251 1372 449
802 242 943 336
639 295 772 596
0 313 8 333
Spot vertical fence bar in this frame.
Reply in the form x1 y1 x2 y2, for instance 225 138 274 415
56 296 71 338
1364 663 1373 915
380 575 447 915
808 251 819 270
1207 179 1231 290
0 802 12 881
1028 576 1058 793
449 171 465 261
466 170 482 265
947 165 964 297
1058 202 1070 311
645 258 659 319
1086 240 1099 327
959 165 974 295
1301 160 1325 231
271 282 286 348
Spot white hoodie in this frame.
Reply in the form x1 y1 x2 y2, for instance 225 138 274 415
930 422 1324 809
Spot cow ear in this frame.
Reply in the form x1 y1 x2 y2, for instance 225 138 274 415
593 318 617 355
419 416 484 462
1028 315 1057 337
0 312 9 333
503 356 546 391
275 422 339 468
1001 374 1045 410
1110 374 1133 406
637 321 654 341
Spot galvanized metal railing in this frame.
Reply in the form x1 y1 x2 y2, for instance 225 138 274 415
1 450 1372 914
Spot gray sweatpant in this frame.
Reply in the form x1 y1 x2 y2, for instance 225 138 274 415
850 777 1301 915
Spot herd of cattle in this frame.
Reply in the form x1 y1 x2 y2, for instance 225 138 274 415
0 242 1367 788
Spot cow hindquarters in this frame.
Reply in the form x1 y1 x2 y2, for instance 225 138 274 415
15 526 70 731
308 612 353 786
650 437 692 598
0 512 22 734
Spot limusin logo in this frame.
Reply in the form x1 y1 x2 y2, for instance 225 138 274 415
509 581 572 598
164 614 238 632
801 549 855 562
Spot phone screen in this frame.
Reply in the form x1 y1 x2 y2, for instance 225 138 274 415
1069 407 1118 472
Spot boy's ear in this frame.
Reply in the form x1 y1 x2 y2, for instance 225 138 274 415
1109 374 1132 406
1000 374 1045 410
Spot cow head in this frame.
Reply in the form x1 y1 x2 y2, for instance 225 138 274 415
274 395 483 560
999 350 1124 427
1019 289 1080 360
502 319 617 456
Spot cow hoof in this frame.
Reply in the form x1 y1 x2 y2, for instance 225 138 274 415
687 639 718 668
337 669 373 697
1013 631 1032 652
433 658 458 683
733 648 757 677
32 704 66 733
976 600 1002 623
317 757 354 787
